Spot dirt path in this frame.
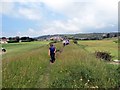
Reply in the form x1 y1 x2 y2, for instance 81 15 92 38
39 45 64 88
0 51 6 55
0 51 5 55
39 62 51 88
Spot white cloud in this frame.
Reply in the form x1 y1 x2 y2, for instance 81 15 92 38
40 19 81 35
1 0 119 36
0 1 42 20
16 31 22 36
39 0 118 34
18 7 41 20
28 28 36 33
26 28 43 36
41 0 71 12
16 28 39 37
0 2 15 16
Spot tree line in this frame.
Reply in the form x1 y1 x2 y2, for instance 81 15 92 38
1 36 37 43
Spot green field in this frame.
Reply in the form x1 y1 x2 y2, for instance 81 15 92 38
2 39 120 88
78 38 119 60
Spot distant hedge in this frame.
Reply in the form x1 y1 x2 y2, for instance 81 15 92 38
73 40 78 44
21 40 31 42
8 40 19 43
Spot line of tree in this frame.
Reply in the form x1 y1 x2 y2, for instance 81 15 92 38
7 36 37 43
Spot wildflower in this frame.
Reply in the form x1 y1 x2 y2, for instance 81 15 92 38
60 70 62 73
95 86 98 88
91 86 95 88
87 80 90 82
85 83 88 86
90 86 98 88
80 78 83 81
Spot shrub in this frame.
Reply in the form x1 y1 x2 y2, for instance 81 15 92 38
49 40 59 44
8 40 19 43
52 41 57 43
113 40 117 43
73 40 78 44
95 51 112 61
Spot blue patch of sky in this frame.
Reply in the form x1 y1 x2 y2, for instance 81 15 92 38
2 2 42 37
2 15 37 36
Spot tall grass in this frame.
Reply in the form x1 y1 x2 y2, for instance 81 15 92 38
2 40 120 88
49 42 120 88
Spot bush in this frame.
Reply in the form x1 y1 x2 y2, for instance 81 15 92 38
95 51 112 61
113 40 120 43
73 40 78 44
21 40 31 42
8 40 19 43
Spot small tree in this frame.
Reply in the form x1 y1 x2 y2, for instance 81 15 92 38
106 33 110 38
2 37 7 39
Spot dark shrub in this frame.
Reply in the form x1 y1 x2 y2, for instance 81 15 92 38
49 41 57 45
21 40 31 42
73 40 78 44
53 41 57 43
8 40 19 43
113 40 118 43
95 51 112 61
113 40 119 43
49 42 53 46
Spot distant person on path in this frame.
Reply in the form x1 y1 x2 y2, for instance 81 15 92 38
66 39 69 45
62 40 66 47
48 43 56 63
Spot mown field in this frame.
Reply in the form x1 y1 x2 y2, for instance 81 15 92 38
2 39 120 88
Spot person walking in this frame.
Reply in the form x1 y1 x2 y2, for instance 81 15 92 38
48 43 56 63
62 39 66 47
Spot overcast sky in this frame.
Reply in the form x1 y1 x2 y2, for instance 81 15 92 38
0 0 119 37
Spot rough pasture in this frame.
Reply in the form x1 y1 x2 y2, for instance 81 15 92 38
2 39 120 88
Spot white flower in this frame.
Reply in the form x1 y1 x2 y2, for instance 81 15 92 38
85 83 88 86
95 86 98 88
